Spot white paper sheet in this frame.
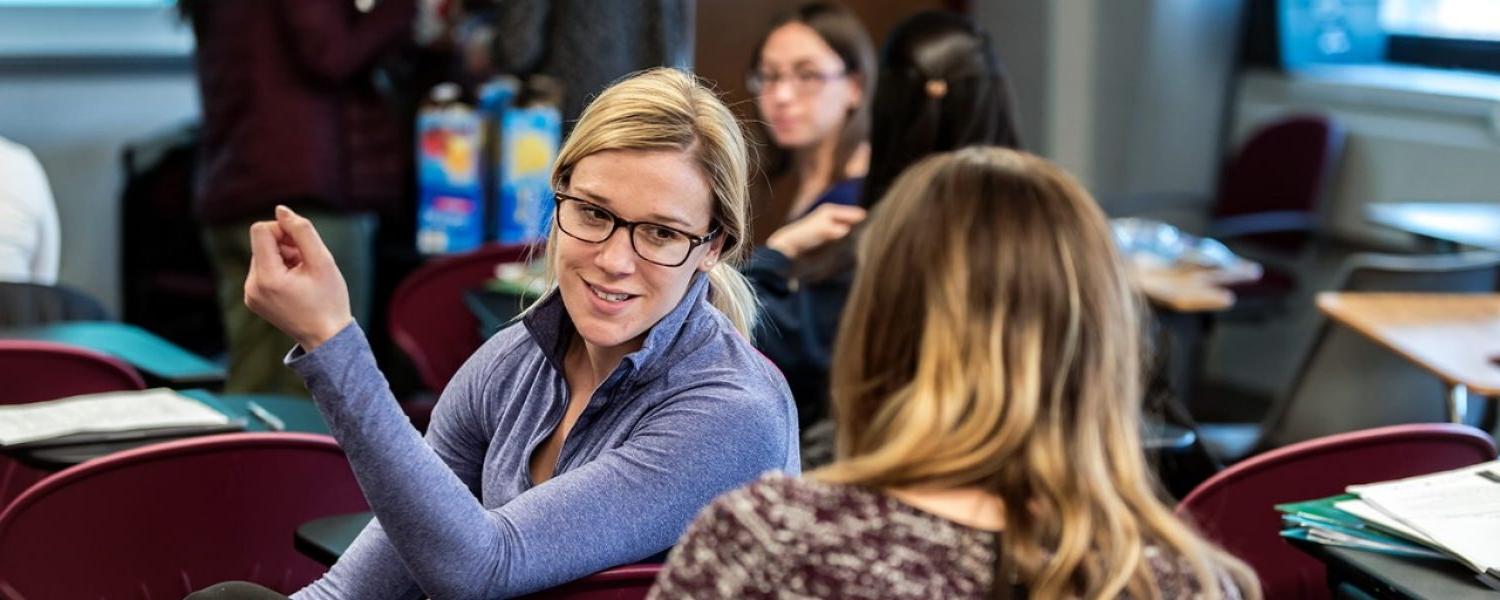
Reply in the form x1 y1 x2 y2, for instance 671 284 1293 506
1351 461 1500 573
0 388 230 446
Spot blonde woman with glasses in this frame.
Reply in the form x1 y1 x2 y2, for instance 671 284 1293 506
191 69 799 599
651 147 1258 599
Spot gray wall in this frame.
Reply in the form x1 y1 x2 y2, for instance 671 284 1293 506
975 0 1245 209
976 0 1050 157
0 6 199 313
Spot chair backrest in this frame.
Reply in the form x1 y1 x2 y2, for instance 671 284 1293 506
1213 114 1345 249
1260 251 1500 449
0 340 148 511
0 340 146 406
1177 423 1496 600
1214 114 1344 219
0 282 110 327
388 243 535 393
0 432 367 598
521 563 662 600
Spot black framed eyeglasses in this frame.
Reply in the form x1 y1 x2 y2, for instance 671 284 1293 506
553 193 719 267
746 69 848 96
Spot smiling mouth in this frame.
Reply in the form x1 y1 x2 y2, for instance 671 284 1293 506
586 281 636 303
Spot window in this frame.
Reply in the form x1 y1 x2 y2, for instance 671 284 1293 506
1381 0 1500 42
1381 0 1500 72
1247 0 1500 75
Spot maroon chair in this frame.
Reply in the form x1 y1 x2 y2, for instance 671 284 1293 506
523 563 662 599
1210 114 1346 300
0 432 368 598
388 243 535 427
389 243 536 392
0 339 146 404
0 340 147 510
1212 115 1345 244
1175 423 1496 599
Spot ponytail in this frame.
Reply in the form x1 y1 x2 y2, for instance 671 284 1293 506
706 263 759 338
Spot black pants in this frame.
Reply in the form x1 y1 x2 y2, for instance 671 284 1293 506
186 581 291 599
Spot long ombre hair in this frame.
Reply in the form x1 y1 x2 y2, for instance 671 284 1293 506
817 147 1258 599
527 68 759 336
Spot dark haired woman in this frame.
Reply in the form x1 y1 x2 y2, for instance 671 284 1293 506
748 1 876 241
750 10 1023 461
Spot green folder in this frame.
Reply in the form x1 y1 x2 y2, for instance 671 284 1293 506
1277 494 1455 562
1281 527 1450 560
1276 493 1365 526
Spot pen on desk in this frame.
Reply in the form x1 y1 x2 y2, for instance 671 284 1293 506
245 401 286 432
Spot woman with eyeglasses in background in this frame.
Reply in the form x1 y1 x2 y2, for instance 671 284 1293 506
747 1 874 242
652 147 1259 600
188 69 798 600
749 10 1022 464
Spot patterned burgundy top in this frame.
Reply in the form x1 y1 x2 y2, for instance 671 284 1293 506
650 473 1244 599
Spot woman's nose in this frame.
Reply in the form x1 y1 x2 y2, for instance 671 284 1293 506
770 81 798 103
593 227 638 274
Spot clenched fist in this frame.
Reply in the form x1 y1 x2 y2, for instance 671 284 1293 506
244 206 354 352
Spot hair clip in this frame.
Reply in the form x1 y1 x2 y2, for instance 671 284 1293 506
925 79 948 99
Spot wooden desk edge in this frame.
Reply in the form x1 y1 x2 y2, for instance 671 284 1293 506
1316 293 1500 396
1139 280 1236 313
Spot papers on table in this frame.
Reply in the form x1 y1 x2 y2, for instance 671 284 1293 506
1280 460 1500 588
1333 498 1436 546
0 388 235 447
1350 462 1500 574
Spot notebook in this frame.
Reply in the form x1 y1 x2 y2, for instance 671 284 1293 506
0 388 237 448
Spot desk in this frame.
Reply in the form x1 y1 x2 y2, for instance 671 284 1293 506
13 390 328 470
296 511 372 566
464 288 534 340
1291 538 1497 599
1365 202 1500 251
1135 265 1237 313
0 321 225 388
1317 293 1500 423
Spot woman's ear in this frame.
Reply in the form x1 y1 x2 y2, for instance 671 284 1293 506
698 235 727 273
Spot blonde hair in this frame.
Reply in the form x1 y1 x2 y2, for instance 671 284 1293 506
817 147 1259 599
528 68 759 336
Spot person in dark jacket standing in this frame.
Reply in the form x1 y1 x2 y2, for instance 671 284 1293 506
489 0 693 128
182 0 415 395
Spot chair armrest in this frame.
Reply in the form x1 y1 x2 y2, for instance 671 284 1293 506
1210 211 1322 240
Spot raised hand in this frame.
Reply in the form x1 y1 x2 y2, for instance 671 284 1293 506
244 206 354 352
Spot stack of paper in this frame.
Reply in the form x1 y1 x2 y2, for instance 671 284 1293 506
0 388 236 448
1279 461 1500 584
